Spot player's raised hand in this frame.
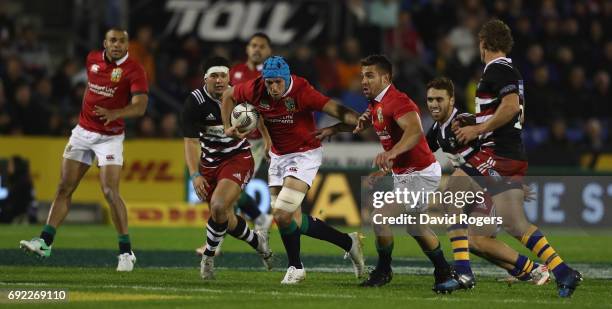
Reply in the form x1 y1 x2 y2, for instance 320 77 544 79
353 110 371 134
94 105 119 126
314 126 337 142
192 175 210 201
224 126 249 140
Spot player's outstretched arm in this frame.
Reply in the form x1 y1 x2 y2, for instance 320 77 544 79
321 99 361 127
454 93 520 144
94 93 148 125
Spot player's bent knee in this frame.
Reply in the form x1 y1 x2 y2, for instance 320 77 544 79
273 187 305 213
273 210 292 226
101 186 119 203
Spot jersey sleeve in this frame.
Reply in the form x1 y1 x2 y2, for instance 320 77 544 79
485 63 520 99
391 97 419 120
181 95 201 138
130 65 149 95
425 124 440 152
233 79 253 103
300 80 330 111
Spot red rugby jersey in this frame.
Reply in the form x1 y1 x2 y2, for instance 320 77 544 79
369 84 435 174
233 75 329 155
79 50 148 135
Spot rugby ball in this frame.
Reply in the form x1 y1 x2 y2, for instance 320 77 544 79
231 102 259 133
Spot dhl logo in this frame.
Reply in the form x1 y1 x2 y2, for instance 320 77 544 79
84 160 179 182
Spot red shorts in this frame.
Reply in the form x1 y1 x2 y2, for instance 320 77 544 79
461 147 528 195
199 150 254 201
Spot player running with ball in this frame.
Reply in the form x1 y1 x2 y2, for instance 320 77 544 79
222 56 365 284
182 56 272 280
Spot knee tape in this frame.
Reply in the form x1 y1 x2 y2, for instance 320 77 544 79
273 187 306 213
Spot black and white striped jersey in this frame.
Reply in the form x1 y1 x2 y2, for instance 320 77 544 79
181 87 250 166
475 57 527 161
426 108 477 159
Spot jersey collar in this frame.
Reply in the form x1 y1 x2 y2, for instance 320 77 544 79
202 86 222 105
484 56 512 72
373 84 392 103
103 50 129 66
281 76 294 98
439 108 458 138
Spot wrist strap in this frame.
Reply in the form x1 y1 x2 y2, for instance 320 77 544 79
190 171 201 179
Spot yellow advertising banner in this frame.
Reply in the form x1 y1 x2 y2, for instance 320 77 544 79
0 136 185 203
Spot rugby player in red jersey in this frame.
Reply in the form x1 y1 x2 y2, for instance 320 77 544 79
221 56 365 284
20 28 148 271
319 55 459 292
183 57 272 280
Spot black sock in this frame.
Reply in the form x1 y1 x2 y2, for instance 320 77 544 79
204 218 228 257
40 224 56 246
118 234 131 254
279 220 302 268
237 192 261 220
423 243 450 270
376 240 393 272
227 215 259 250
300 214 352 251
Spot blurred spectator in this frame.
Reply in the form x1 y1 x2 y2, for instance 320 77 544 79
11 25 51 77
579 118 606 169
512 15 536 57
368 0 399 29
385 11 424 59
51 58 80 102
0 80 9 134
525 65 558 126
337 38 362 91
592 71 611 119
0 2 14 57
561 66 592 121
8 83 48 135
288 44 318 85
315 44 341 96
128 25 157 84
157 57 190 114
529 118 579 166
447 14 479 69
136 115 156 138
159 113 178 139
2 56 30 101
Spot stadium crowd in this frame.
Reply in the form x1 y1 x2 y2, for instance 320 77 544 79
0 0 610 167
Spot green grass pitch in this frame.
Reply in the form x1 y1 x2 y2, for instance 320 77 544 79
1 225 611 308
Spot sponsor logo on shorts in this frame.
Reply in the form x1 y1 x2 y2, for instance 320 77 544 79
106 154 115 161
288 166 298 173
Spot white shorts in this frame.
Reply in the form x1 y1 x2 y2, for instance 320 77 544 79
248 138 265 173
268 147 322 187
63 125 125 166
393 162 441 212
